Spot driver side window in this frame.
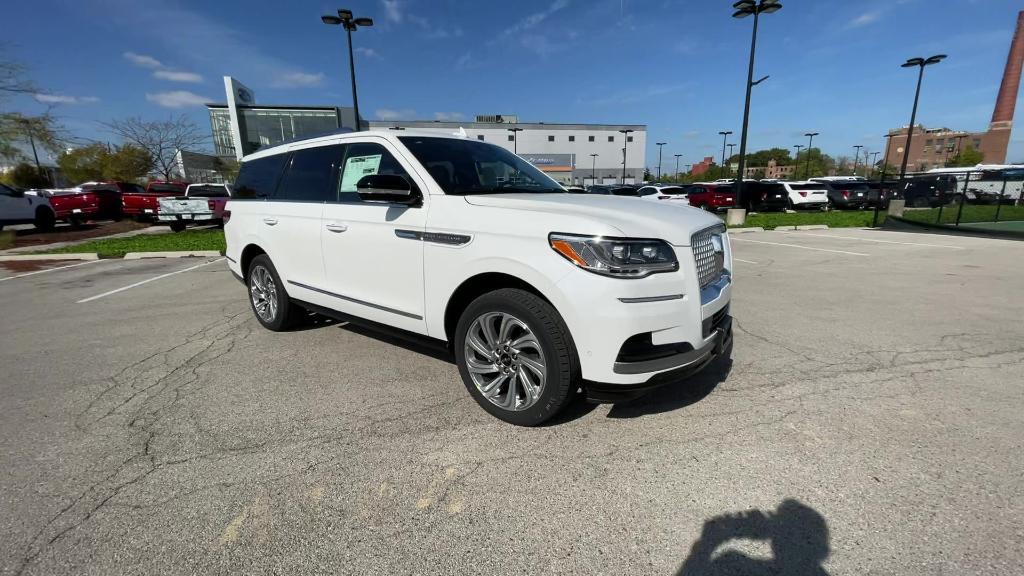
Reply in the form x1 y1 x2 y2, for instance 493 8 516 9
337 142 412 203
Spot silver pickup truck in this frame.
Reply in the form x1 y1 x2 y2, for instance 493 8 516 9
157 183 232 232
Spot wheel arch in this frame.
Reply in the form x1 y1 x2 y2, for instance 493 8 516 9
443 272 554 346
240 243 267 277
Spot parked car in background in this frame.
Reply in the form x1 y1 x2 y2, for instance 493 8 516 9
686 183 737 211
226 131 733 425
586 185 643 197
25 188 102 226
636 184 691 203
736 181 789 212
864 180 899 209
810 179 871 209
563 186 587 194
780 181 829 210
158 183 232 232
123 180 189 220
80 181 141 220
0 182 55 231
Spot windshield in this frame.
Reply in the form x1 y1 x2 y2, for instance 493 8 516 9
398 136 563 195
188 185 229 197
790 183 825 191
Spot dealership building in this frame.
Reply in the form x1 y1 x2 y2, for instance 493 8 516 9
204 77 647 186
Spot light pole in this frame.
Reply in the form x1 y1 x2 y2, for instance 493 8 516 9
873 133 895 227
870 151 880 177
727 143 736 177
804 132 819 178
507 127 523 154
322 9 374 131
953 134 967 162
898 54 947 182
852 145 863 176
732 0 782 200
656 142 666 180
718 130 732 176
793 144 804 175
619 129 634 184
590 153 599 185
674 154 682 180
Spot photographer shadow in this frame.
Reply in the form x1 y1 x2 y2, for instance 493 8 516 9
677 499 831 576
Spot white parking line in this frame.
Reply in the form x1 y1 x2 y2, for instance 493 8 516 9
733 258 759 264
730 237 869 256
0 259 105 283
77 258 225 304
793 233 966 250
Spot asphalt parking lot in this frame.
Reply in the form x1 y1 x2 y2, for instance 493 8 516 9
2 228 1022 575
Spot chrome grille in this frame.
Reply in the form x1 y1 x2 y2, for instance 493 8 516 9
692 224 726 289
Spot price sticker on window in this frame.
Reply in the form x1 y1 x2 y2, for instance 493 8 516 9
340 154 383 192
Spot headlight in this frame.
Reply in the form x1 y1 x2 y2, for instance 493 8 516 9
549 233 678 278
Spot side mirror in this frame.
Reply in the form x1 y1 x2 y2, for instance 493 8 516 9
356 174 421 205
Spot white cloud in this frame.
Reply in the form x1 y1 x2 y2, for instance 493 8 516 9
272 72 325 88
455 52 476 70
382 0 402 23
499 0 570 38
376 108 416 121
153 70 203 83
851 12 880 27
145 90 209 108
433 112 465 121
424 26 464 39
683 130 700 139
123 51 163 68
354 47 382 59
33 93 99 104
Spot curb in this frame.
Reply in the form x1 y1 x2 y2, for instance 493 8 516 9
0 253 99 262
728 227 765 234
123 251 223 260
795 225 830 231
773 226 798 231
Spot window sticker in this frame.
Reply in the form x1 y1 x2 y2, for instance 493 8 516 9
340 154 382 192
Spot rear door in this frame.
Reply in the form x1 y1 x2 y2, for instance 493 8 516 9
321 138 428 333
0 183 34 221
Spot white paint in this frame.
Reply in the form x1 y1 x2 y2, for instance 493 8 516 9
0 259 104 283
733 258 759 264
77 258 224 303
794 233 966 250
730 237 869 256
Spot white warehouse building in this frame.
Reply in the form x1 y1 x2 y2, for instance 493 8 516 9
367 115 647 186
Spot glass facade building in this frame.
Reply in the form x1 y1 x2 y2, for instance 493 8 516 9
208 105 344 158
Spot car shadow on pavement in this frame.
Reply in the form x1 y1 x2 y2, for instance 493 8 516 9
676 499 831 576
604 354 732 419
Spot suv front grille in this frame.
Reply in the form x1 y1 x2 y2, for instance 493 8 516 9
692 224 726 289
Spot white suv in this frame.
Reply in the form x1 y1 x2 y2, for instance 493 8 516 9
225 131 733 425
781 181 829 210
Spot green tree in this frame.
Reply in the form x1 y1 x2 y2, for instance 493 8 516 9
4 162 50 189
212 157 240 183
790 148 835 180
947 144 984 167
729 147 794 168
57 143 107 184
102 144 153 181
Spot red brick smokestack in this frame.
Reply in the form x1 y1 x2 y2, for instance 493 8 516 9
991 11 1024 128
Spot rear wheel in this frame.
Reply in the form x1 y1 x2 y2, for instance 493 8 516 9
247 255 299 331
169 221 186 233
34 207 55 231
455 288 579 426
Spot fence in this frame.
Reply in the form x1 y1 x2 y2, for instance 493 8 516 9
894 169 1024 233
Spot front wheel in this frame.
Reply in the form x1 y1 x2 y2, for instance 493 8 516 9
34 207 55 231
246 254 299 331
455 288 579 426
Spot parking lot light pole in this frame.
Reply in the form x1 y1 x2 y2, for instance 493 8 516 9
656 142 666 180
507 127 523 154
322 9 374 131
872 133 895 227
793 144 804 173
727 143 736 177
898 54 947 182
732 0 782 201
870 151 880 177
717 131 732 176
804 132 819 178
674 154 682 180
619 129 634 184
590 153 598 185
852 145 863 176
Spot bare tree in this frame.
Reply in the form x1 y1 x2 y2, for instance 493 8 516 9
103 115 207 180
0 52 37 100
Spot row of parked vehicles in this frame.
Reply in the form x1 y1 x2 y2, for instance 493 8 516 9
0 179 231 232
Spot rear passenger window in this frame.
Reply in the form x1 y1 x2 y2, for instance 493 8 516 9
337 143 412 202
234 154 288 199
275 145 345 202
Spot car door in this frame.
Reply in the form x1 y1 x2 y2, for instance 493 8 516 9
321 138 428 333
0 183 35 222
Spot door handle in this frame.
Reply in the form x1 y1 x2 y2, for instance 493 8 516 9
325 222 348 233
262 218 278 226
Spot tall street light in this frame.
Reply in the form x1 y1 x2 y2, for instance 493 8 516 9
870 151 880 176
732 0 782 201
674 154 682 180
322 9 374 131
873 133 895 227
718 130 732 175
852 145 863 176
590 153 599 185
898 54 947 181
793 144 804 173
619 129 634 184
804 132 819 178
656 142 667 180
727 143 736 177
507 127 523 154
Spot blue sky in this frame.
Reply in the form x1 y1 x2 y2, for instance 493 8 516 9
6 0 1024 167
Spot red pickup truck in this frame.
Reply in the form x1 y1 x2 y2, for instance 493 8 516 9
686 183 737 212
123 180 189 220
27 184 122 225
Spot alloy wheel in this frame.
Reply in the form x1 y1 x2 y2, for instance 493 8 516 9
250 265 278 323
463 312 547 412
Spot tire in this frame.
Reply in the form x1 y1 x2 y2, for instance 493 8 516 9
34 207 55 231
454 288 580 426
700 204 710 211
826 198 835 211
169 221 186 233
246 254 300 332
69 216 84 229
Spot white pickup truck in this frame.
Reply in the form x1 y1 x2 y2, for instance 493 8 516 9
157 183 232 232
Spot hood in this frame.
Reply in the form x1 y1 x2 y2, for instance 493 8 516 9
463 193 724 246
